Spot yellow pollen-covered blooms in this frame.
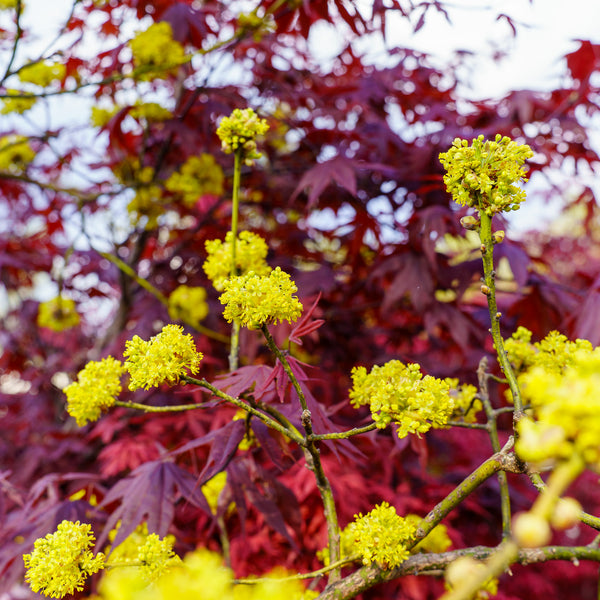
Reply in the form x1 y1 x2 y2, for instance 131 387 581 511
204 230 271 291
439 134 533 215
23 520 105 598
219 267 303 329
64 356 124 426
124 324 203 390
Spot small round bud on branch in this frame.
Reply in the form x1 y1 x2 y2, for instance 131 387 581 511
493 230 505 244
460 215 479 230
480 284 490 296
480 244 486 253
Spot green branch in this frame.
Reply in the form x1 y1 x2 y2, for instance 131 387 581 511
261 324 341 583
477 357 512 539
478 212 523 422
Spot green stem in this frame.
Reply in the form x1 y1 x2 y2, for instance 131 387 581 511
228 150 243 371
261 324 341 583
478 212 523 423
310 422 379 441
477 358 512 540
184 375 304 445
114 400 206 413
235 556 358 585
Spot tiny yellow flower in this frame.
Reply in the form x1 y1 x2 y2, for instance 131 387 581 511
23 520 105 598
219 267 303 329
168 285 209 327
165 154 224 206
130 101 173 122
349 360 454 438
439 134 533 215
37 296 80 331
216 108 269 164
347 502 416 568
64 357 125 426
204 230 271 291
124 324 203 390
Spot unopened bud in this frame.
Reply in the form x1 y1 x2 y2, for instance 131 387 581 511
460 215 479 230
513 512 551 548
480 285 490 296
493 230 505 244
495 312 502 319
551 497 582 530
480 244 486 253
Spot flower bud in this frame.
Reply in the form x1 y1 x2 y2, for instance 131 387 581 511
513 512 551 548
493 230 505 244
551 497 582 530
480 284 490 296
460 215 479 230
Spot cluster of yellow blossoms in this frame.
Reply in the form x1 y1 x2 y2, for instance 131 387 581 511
37 296 80 332
128 22 189 78
319 509 451 568
216 107 269 164
23 520 105 598
165 154 225 207
345 502 416 568
220 267 303 329
18 60 66 87
203 230 272 291
349 360 454 437
167 285 209 328
124 324 203 390
0 135 35 172
439 134 533 215
64 356 125 426
64 325 202 425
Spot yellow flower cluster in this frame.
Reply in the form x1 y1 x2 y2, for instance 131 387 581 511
504 326 593 375
318 512 451 567
439 135 533 215
0 135 35 172
216 108 269 164
124 324 203 390
204 231 271 291
444 556 498 599
23 520 105 598
165 154 225 207
136 533 181 582
201 471 228 515
349 360 454 438
347 502 416 568
129 22 188 78
130 102 173 122
446 379 481 423
516 347 600 468
404 514 452 554
168 285 209 327
219 267 303 329
0 89 36 114
37 296 80 332
105 522 180 582
94 547 314 600
64 357 125 426
18 60 66 87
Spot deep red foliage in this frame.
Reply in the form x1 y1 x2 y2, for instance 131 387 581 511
1 1 600 598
